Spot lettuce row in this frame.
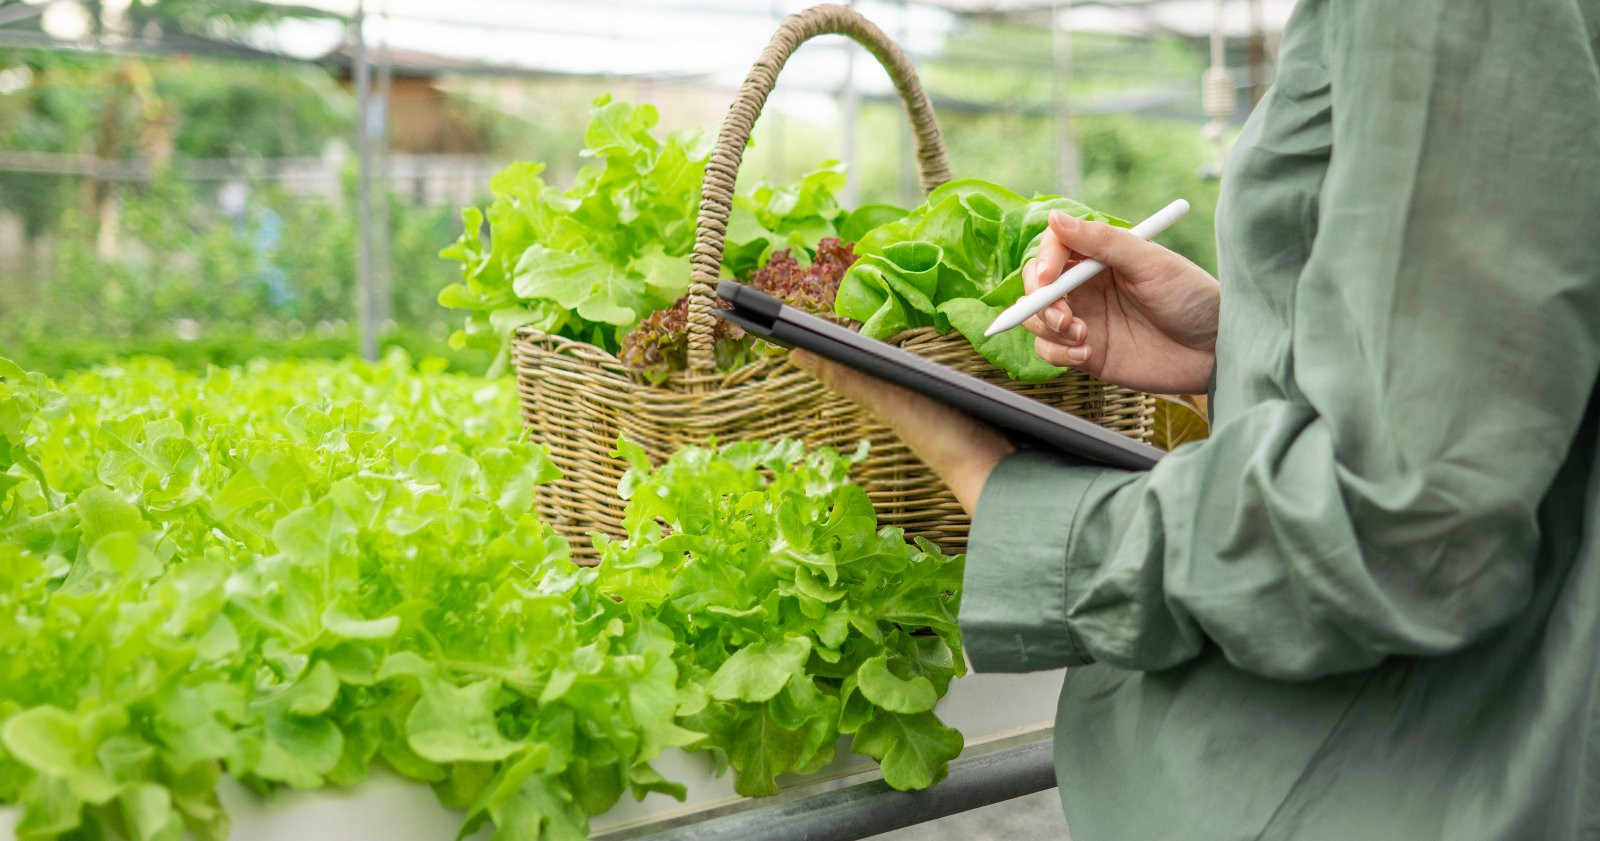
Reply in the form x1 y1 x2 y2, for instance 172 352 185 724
0 357 965 841
600 438 966 796
835 178 1129 381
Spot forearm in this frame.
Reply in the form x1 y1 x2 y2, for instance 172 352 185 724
893 410 1014 516
790 350 1013 515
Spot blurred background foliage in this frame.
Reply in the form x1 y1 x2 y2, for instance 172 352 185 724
0 4 1231 377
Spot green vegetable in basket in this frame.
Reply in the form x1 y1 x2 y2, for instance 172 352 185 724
834 178 1128 381
618 238 861 383
438 96 708 369
439 95 890 374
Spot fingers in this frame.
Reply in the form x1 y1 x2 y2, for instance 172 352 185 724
1021 262 1087 343
1023 306 1086 346
1022 267 1093 367
1035 334 1091 367
1046 210 1155 268
793 347 1015 512
1030 225 1073 290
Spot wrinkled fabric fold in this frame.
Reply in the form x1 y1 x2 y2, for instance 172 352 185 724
959 0 1600 838
961 450 1096 672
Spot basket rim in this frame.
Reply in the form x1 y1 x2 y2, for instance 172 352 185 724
511 323 982 391
507 323 1159 410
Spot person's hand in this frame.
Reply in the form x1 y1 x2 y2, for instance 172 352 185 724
790 350 1013 515
1024 211 1220 394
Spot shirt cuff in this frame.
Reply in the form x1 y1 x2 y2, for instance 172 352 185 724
959 448 1099 673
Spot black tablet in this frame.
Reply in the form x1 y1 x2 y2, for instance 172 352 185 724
713 280 1162 471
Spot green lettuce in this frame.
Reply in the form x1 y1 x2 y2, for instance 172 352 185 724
600 438 966 796
437 95 710 368
0 356 967 840
438 96 869 372
835 178 1128 381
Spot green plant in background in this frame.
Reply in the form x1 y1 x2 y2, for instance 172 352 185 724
920 25 1208 108
154 64 350 160
0 326 491 380
0 52 350 234
0 48 475 377
1075 115 1220 275
0 170 470 375
0 356 967 840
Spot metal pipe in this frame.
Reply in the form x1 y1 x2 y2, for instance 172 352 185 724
608 734 1056 841
1200 0 1233 178
1247 0 1267 105
374 6 393 330
1050 0 1079 195
354 1 376 362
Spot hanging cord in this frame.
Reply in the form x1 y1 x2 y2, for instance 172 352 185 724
1201 0 1233 178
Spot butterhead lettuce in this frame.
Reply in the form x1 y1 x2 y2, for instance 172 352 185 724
836 178 1128 381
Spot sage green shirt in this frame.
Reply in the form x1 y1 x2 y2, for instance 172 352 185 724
960 2 1600 838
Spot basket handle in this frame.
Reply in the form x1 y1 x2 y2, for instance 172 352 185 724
685 3 951 374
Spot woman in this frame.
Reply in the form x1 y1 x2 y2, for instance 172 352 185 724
795 1 1600 838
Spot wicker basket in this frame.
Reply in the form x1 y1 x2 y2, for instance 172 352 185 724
512 4 1156 563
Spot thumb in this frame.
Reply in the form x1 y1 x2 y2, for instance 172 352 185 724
1047 210 1156 269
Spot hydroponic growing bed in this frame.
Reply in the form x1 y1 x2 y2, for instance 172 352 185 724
0 671 1059 841
0 357 1078 841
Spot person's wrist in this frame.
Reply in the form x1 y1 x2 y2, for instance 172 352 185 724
1178 269 1221 351
1172 351 1217 395
939 431 1014 516
792 350 1014 514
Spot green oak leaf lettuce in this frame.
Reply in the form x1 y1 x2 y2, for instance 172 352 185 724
596 439 967 797
438 95 864 371
0 356 674 841
0 357 971 841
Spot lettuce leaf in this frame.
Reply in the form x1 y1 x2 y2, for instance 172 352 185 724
439 96 858 367
835 178 1129 381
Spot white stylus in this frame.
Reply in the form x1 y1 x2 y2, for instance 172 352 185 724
983 198 1190 337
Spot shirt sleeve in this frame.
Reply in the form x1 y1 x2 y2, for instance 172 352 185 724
959 0 1600 680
